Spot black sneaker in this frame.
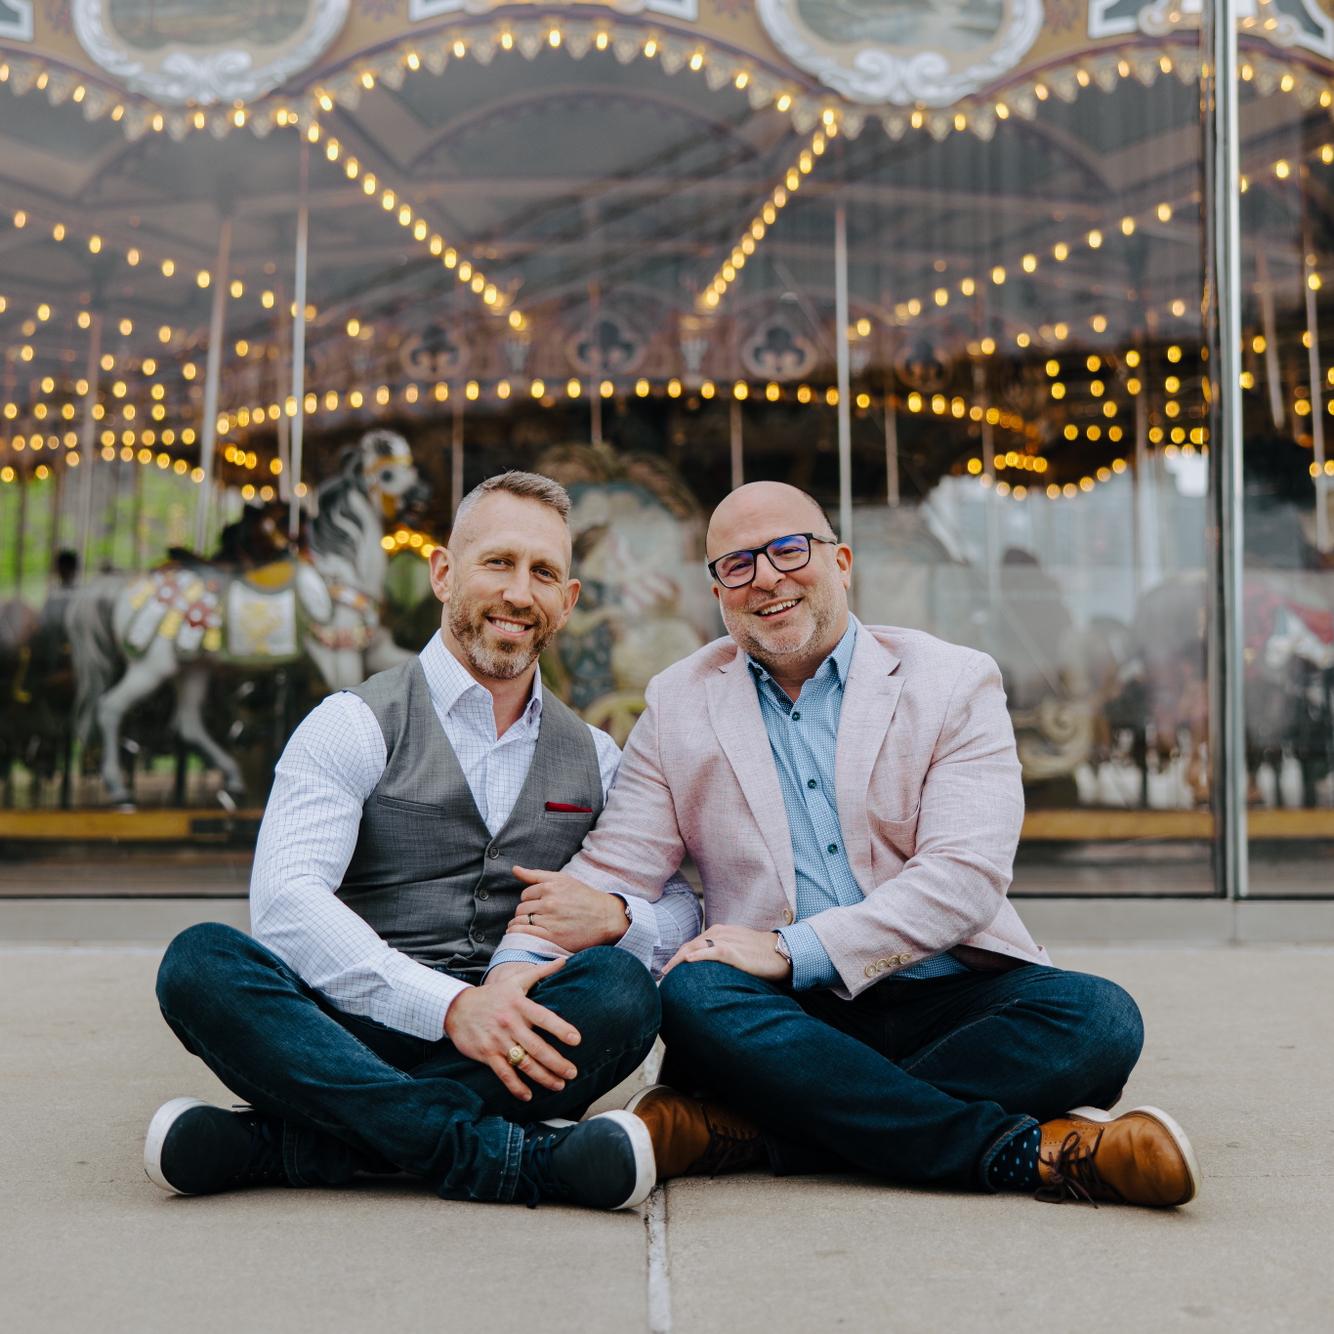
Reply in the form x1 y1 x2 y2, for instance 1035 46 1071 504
517 1111 655 1210
144 1097 288 1196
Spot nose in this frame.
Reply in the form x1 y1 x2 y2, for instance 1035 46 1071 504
502 566 535 607
751 549 785 591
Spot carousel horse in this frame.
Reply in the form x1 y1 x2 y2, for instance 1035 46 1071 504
68 430 428 806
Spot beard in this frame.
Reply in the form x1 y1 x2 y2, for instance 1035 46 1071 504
719 579 842 674
448 596 557 681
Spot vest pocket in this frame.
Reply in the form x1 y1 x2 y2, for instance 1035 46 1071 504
375 793 443 814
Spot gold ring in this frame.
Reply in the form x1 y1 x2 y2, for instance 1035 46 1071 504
506 1044 527 1068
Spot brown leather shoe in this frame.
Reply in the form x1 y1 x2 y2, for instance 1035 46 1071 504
1036 1105 1200 1207
624 1084 765 1181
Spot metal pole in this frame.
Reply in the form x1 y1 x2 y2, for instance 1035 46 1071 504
729 397 743 490
289 141 310 543
275 276 292 503
1255 248 1286 430
12 469 29 599
75 312 102 579
1207 0 1248 899
1301 167 1328 552
451 393 464 521
834 204 852 539
196 216 232 553
1132 372 1162 593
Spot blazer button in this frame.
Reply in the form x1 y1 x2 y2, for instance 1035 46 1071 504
863 962 878 979
782 909 794 925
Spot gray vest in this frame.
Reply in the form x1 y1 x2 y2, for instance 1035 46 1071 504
338 658 604 981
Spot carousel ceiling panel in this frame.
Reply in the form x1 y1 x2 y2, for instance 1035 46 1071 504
0 78 124 161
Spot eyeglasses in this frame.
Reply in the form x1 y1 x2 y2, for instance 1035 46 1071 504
706 532 838 589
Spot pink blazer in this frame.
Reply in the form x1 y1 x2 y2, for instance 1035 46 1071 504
509 624 1049 996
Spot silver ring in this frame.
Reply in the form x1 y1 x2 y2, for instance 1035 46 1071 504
528 912 535 926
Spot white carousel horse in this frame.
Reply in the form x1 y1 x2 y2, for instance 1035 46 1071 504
68 430 427 805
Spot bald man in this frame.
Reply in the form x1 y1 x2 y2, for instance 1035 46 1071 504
144 471 705 1211
504 481 1199 1209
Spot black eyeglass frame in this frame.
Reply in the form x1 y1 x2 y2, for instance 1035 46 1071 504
706 532 839 589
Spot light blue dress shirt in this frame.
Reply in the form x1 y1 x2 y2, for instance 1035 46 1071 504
753 617 971 991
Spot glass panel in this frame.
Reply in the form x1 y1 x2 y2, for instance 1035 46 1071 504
0 7 1229 900
1237 23 1334 897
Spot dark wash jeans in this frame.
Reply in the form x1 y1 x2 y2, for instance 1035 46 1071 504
155 923 660 1203
658 960 1144 1191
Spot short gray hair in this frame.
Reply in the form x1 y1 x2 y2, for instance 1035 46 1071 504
453 471 571 538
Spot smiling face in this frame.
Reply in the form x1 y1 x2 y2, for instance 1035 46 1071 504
430 491 580 687
706 482 852 682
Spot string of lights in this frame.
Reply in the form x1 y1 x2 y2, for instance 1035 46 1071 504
304 118 521 328
1 19 1326 150
700 118 838 311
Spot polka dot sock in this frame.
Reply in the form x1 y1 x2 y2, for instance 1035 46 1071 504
986 1125 1042 1192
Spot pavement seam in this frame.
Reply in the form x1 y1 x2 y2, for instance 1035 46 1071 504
645 1184 671 1334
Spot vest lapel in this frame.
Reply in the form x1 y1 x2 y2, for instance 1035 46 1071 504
835 631 904 888
705 647 797 906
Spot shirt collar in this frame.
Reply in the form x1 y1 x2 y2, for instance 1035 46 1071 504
419 631 544 726
747 615 859 690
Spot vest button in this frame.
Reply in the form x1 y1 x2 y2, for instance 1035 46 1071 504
477 889 490 901
487 847 500 860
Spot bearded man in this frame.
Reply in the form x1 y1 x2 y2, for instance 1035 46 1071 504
146 471 700 1210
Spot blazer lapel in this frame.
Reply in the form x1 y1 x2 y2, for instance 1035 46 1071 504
836 630 904 887
705 647 798 907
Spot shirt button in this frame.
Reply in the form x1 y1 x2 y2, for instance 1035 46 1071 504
487 847 500 860
807 778 817 789
827 843 838 855
791 710 802 721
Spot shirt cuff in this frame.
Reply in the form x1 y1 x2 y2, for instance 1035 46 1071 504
486 949 555 971
612 894 659 970
778 922 840 991
381 957 471 1040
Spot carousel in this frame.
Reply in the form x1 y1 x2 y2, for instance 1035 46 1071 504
1 2 1333 889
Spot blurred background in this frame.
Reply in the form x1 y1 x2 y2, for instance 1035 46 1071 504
1 1 1331 902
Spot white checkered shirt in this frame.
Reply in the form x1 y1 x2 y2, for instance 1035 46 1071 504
250 632 701 1039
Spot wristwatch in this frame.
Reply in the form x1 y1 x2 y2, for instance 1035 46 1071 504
773 930 792 966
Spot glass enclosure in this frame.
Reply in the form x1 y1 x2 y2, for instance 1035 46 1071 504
1 2 1330 901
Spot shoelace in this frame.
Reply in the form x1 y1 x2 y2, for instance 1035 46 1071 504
229 1105 287 1187
516 1129 564 1210
1034 1128 1125 1207
695 1109 761 1178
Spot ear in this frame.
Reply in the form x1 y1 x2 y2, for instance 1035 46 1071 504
428 546 453 604
552 576 581 631
835 542 853 590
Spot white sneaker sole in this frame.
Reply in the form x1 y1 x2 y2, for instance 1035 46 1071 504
589 1109 657 1209
1068 1103 1201 1204
144 1096 211 1194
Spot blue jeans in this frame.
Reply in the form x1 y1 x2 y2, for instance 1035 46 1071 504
658 961 1143 1191
155 923 660 1202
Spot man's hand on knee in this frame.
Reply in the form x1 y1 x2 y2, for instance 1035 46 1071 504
443 958 582 1101
661 924 792 982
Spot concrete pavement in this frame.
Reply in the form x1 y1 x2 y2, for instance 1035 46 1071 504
2 942 1330 1333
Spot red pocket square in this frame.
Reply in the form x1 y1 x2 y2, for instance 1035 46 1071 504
545 801 594 813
